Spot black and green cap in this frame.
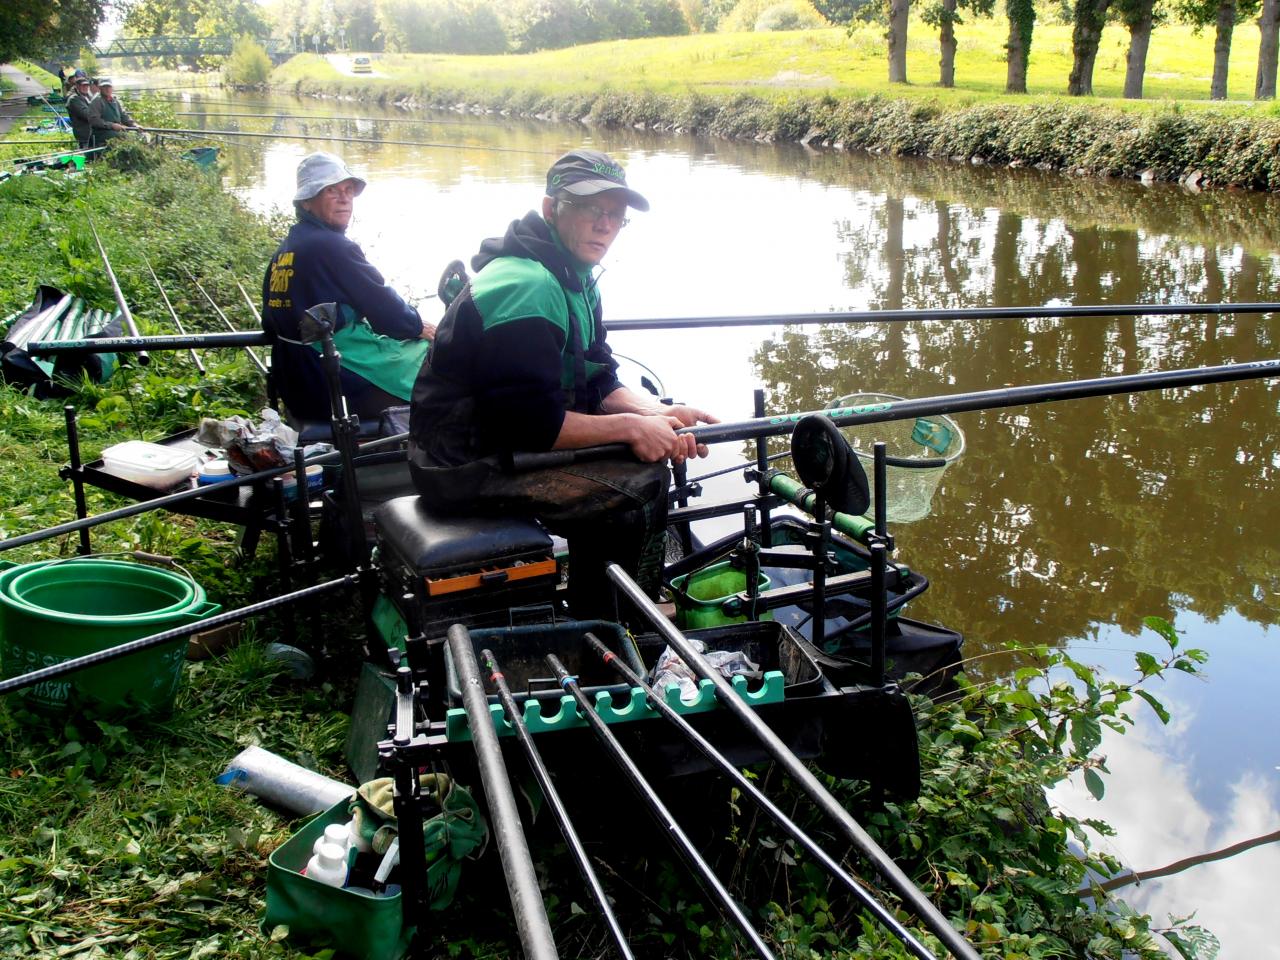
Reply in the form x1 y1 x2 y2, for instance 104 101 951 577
545 148 649 212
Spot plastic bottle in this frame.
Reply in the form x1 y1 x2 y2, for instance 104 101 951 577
304 841 348 888
313 822 352 859
346 817 373 853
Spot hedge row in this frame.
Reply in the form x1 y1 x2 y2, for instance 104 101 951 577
281 77 1280 191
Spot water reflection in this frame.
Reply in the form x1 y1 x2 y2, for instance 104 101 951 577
187 93 1279 952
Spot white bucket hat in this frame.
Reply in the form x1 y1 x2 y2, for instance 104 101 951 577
293 152 367 204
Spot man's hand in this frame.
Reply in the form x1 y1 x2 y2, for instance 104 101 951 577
420 320 437 340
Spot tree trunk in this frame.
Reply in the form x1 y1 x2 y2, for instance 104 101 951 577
1068 0 1113 95
1256 0 1279 99
939 0 957 87
1005 0 1035 92
1123 3 1154 99
889 0 910 83
1211 0 1237 99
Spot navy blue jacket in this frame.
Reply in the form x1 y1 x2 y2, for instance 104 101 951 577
262 211 422 421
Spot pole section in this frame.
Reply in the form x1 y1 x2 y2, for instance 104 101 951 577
143 255 206 374
84 212 149 365
446 626 558 960
604 564 982 960
482 650 634 960
583 633 938 960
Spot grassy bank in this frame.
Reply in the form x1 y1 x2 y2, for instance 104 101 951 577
272 21 1280 189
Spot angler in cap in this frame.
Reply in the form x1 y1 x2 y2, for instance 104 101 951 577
65 72 95 150
409 148 717 619
89 79 139 146
261 151 434 423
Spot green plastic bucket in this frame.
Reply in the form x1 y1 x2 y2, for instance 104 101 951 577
0 558 220 713
670 560 771 630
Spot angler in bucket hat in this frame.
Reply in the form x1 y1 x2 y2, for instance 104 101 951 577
408 147 718 624
260 152 433 424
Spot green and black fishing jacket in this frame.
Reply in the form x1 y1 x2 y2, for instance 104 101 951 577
409 211 622 470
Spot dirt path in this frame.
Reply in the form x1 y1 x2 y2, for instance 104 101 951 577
1 63 57 136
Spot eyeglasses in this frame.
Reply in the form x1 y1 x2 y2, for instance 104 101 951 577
322 181 359 200
562 199 630 229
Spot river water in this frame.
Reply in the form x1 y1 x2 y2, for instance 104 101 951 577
179 91 1279 954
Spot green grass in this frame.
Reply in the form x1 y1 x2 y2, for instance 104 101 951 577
274 18 1278 111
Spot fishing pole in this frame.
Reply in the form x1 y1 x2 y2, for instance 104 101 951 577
2 139 79 149
27 331 272 356
506 356 1280 472
143 255 205 375
447 626 559 960
545 653 778 960
0 431 396 553
235 279 264 326
481 649 635 960
173 109 497 128
582 632 938 960
7 145 99 166
606 300 1280 331
181 266 269 376
84 211 149 365
604 564 981 960
137 125 548 155
0 574 356 697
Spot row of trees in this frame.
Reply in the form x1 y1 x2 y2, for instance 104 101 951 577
258 0 695 55
816 0 1280 100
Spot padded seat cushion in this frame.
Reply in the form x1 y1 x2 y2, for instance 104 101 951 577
374 495 552 576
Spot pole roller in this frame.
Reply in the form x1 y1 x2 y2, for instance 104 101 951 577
604 564 982 960
446 625 558 960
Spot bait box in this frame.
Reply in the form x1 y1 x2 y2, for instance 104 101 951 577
100 440 197 490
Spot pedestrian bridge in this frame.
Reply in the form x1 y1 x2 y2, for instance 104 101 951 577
74 36 295 59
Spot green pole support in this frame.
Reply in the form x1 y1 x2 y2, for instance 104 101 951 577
766 470 876 544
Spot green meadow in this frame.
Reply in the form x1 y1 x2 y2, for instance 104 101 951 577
274 18 1276 112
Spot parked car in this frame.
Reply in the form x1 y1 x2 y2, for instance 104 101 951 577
352 56 372 74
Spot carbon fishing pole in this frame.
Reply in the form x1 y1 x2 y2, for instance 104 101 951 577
545 653 778 960
448 626 559 960
0 574 356 697
138 125 549 155
481 649 635 960
606 300 1280 331
582 632 938 960
84 211 149 365
143 255 205 374
181 266 269 376
604 564 982 960
27 331 272 356
173 109 497 128
507 356 1280 472
236 279 264 326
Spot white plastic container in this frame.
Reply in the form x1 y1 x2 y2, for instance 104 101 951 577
347 817 372 853
100 441 197 490
312 822 352 858
303 841 348 888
